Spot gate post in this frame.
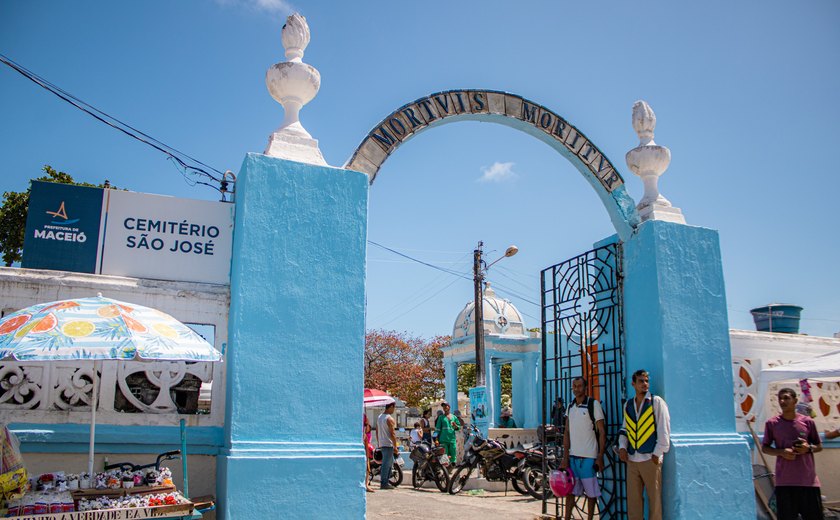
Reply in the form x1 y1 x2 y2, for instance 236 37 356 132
218 153 368 518
623 220 755 519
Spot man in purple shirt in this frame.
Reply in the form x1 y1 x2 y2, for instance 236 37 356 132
762 387 824 520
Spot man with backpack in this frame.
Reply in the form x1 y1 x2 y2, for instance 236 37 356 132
618 369 671 520
561 376 606 520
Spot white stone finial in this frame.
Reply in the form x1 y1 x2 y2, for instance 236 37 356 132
625 100 685 224
632 100 656 145
264 13 327 165
281 13 310 62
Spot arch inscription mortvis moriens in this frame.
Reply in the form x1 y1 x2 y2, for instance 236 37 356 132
346 90 640 240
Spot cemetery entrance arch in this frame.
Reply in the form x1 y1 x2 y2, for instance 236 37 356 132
346 89 640 240
348 90 634 518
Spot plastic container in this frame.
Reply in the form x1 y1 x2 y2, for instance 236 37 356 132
750 304 803 334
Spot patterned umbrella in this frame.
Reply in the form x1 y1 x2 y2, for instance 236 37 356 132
0 294 222 478
0 294 222 362
363 388 395 408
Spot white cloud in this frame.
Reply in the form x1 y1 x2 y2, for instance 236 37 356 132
478 162 518 183
214 0 295 14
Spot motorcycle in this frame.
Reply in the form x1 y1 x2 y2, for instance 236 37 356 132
520 443 561 499
409 441 450 492
368 447 404 487
447 424 528 496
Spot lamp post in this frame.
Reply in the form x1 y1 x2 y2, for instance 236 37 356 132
473 241 518 386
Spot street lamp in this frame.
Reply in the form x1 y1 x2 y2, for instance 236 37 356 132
473 242 518 386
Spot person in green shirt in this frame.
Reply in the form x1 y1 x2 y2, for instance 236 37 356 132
435 401 461 461
499 407 517 428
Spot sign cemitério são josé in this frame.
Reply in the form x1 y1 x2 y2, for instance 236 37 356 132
23 181 233 285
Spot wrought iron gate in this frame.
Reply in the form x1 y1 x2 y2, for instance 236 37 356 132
540 242 626 518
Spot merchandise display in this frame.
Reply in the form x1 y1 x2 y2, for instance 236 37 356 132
2 466 190 518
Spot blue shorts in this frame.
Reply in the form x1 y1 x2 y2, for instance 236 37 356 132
569 456 601 498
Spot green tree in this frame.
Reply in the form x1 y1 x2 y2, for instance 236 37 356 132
457 362 511 397
364 330 449 407
0 165 114 266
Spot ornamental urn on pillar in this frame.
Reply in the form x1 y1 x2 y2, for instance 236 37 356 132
264 13 327 165
625 101 685 223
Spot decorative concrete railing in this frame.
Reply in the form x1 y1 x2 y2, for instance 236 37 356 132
487 428 539 447
0 360 218 427
733 356 840 431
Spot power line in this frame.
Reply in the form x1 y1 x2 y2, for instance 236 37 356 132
367 241 471 280
492 264 538 293
0 53 227 190
379 277 466 328
727 306 840 324
495 263 540 282
369 253 471 323
367 240 542 329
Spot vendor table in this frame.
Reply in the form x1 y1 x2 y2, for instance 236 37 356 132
10 501 195 519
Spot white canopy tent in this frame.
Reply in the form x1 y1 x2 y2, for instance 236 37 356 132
756 350 840 425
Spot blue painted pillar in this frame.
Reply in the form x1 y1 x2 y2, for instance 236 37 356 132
511 360 526 427
219 154 368 519
521 352 540 428
444 359 458 408
623 220 754 520
489 360 502 427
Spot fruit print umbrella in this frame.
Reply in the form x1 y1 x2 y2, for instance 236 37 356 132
0 294 223 478
0 294 222 362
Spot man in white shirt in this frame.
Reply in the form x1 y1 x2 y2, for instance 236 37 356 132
618 369 671 520
561 376 606 520
376 402 399 489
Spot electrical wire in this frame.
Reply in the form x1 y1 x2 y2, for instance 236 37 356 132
368 252 471 323
367 241 471 280
727 306 840 324
379 277 466 328
492 264 538 293
495 263 540 283
367 240 541 325
0 53 226 190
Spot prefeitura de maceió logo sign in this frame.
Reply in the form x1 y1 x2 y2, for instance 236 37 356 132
34 200 89 244
122 217 220 255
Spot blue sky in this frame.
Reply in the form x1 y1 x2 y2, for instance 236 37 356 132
2 0 838 339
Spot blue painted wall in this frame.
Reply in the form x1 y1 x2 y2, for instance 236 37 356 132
623 220 755 519
219 153 368 519
11 423 222 455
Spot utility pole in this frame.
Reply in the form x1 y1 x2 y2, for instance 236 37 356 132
472 242 519 388
473 241 485 386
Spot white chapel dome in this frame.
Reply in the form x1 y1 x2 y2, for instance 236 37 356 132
452 283 527 339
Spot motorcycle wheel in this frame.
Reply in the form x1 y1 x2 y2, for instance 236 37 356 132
522 467 552 500
511 474 528 495
389 463 403 487
433 462 450 493
411 464 426 489
448 464 473 495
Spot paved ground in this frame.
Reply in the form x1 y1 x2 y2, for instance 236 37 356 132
366 485 547 520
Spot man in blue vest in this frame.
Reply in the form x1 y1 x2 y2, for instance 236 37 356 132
618 369 671 520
